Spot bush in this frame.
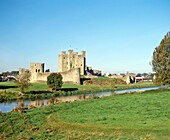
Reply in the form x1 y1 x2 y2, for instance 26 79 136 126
15 72 31 93
47 73 63 92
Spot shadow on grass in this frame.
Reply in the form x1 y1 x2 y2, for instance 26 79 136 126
25 88 78 94
25 90 53 94
0 85 18 89
80 78 91 85
57 88 78 92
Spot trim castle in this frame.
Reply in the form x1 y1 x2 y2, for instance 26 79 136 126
20 50 87 85
58 50 86 75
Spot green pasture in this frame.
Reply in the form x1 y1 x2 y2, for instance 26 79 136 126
0 80 155 102
0 80 154 92
0 89 170 139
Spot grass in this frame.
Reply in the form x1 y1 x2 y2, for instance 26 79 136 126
0 89 170 139
0 81 155 102
0 81 154 92
0 81 49 92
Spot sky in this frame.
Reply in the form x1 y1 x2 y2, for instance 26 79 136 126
0 0 170 74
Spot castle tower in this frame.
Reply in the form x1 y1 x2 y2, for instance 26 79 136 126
58 51 67 72
58 50 86 75
30 63 45 82
30 63 44 73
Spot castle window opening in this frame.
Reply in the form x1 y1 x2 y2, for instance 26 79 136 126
38 69 40 72
64 57 65 59
35 69 37 72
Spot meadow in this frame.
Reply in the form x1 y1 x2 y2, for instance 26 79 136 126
0 89 170 139
0 80 155 102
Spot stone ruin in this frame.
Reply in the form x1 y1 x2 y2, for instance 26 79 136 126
19 50 101 85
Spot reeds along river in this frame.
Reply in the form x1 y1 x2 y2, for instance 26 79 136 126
0 86 168 113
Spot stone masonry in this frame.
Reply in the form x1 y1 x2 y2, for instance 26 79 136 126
58 50 86 75
28 62 80 84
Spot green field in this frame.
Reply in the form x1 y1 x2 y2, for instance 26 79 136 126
0 80 154 92
0 81 156 102
1 89 170 139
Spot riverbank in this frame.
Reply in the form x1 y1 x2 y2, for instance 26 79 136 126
0 89 170 139
0 86 168 113
0 81 155 102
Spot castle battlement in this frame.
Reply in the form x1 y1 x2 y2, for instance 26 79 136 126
60 51 66 55
58 50 86 75
30 63 45 73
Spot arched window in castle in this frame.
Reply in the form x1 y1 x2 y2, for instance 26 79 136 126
38 69 40 72
70 62 72 68
35 69 37 72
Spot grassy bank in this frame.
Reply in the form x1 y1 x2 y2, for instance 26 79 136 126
0 81 155 102
0 89 170 139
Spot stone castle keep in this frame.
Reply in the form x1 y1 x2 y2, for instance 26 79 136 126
58 50 86 75
20 50 87 85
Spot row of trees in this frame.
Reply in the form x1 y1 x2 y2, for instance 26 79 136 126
0 71 19 77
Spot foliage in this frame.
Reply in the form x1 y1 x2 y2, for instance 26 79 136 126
0 90 170 139
47 73 63 91
0 71 19 76
108 73 112 76
83 77 126 85
152 31 170 85
15 72 31 93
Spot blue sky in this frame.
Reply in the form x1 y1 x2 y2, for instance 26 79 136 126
0 0 170 74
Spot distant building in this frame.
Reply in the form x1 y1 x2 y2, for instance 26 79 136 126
135 76 143 82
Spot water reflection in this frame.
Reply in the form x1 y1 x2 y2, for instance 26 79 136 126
0 94 93 113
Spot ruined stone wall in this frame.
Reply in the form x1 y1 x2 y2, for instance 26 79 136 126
60 68 80 84
30 68 80 85
58 50 86 75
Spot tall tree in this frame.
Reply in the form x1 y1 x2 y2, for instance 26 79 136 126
152 32 170 85
15 72 31 93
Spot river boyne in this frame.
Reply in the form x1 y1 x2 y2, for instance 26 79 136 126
0 86 167 113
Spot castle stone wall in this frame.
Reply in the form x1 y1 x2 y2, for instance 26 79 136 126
58 50 86 75
60 68 80 84
30 68 80 85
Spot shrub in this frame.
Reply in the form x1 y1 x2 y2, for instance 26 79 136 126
15 72 31 93
47 73 63 92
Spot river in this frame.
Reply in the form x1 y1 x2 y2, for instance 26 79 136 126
0 86 167 113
